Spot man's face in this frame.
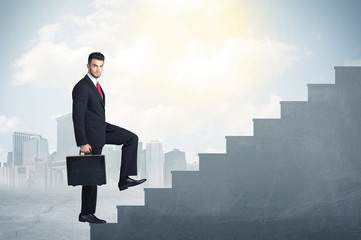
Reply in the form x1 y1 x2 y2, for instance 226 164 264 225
87 59 104 79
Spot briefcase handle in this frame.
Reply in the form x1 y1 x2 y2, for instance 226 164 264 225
79 149 92 155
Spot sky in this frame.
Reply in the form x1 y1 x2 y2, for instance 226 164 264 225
1 0 361 163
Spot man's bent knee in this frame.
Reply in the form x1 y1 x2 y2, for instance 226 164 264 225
131 133 138 143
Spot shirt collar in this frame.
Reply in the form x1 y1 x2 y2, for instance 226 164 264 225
87 73 98 87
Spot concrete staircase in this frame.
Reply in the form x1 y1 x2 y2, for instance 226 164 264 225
90 67 361 240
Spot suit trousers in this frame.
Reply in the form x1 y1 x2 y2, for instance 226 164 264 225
81 125 138 214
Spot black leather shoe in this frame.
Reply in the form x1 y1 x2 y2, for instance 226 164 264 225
79 213 106 224
118 177 146 191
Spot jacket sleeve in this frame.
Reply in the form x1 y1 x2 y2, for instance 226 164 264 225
72 83 88 147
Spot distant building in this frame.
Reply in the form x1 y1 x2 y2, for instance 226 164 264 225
137 142 147 180
0 163 10 187
23 136 49 166
146 140 165 187
13 132 41 166
7 152 13 167
56 113 78 158
23 136 50 188
50 114 78 186
102 145 121 181
164 149 187 187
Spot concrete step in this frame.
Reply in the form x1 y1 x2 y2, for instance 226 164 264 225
116 205 146 223
225 136 254 154
280 101 308 120
198 153 226 171
253 118 283 138
90 212 351 240
90 223 117 240
171 170 201 189
307 84 336 103
335 66 361 86
144 187 173 207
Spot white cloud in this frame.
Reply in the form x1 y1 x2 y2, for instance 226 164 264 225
38 24 60 42
0 115 20 134
13 40 90 87
150 0 205 16
167 37 297 93
12 0 303 156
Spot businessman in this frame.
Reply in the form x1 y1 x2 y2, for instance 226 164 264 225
72 52 146 224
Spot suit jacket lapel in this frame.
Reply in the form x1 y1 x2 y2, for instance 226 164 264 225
85 75 105 108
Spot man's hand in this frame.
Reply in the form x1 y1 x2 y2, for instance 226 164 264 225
80 144 92 154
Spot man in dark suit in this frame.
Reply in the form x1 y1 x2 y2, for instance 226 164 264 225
72 52 146 224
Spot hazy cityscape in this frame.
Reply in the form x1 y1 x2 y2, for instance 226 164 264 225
0 113 197 190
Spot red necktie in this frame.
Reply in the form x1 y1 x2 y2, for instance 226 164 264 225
97 81 103 100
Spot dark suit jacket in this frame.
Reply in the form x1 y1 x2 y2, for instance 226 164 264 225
72 74 107 148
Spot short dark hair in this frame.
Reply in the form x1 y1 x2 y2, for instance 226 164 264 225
88 52 105 65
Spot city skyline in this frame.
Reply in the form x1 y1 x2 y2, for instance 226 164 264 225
0 114 192 188
0 113 194 165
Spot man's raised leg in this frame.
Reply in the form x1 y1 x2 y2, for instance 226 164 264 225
105 123 146 190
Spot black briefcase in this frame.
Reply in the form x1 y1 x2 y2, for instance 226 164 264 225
66 151 107 186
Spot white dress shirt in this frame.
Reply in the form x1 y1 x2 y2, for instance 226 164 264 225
87 73 99 87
